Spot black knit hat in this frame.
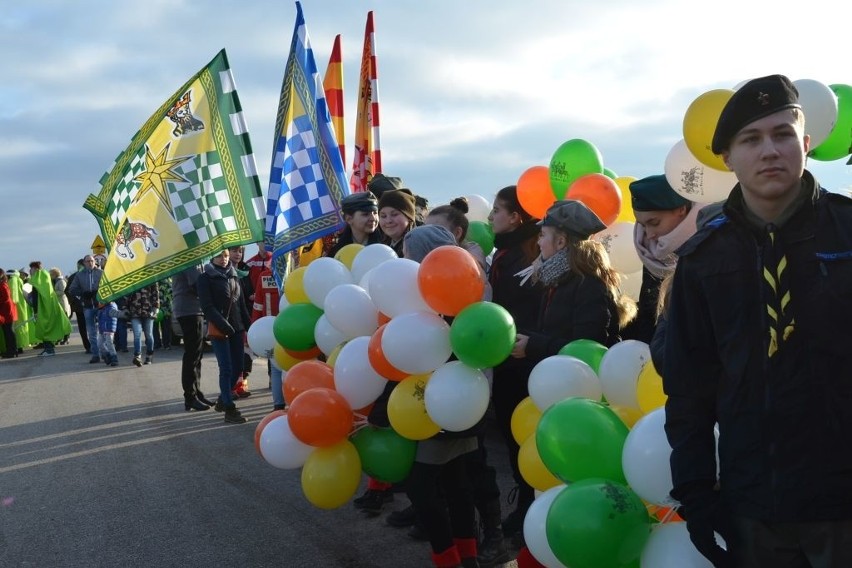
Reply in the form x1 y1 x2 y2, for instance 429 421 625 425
340 191 378 214
538 200 606 240
711 74 800 154
378 189 417 222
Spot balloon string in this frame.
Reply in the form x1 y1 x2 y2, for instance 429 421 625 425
660 506 679 524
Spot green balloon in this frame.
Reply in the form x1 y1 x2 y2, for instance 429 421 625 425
810 84 852 161
546 479 651 568
350 426 416 483
558 339 608 374
449 302 516 369
603 167 618 180
536 398 629 484
273 302 323 351
548 139 604 198
467 221 495 257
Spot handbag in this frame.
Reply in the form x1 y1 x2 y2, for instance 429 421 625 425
206 285 234 340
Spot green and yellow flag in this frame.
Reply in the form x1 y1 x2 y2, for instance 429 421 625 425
83 49 265 302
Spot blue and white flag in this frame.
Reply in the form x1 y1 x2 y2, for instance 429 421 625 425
265 1 349 283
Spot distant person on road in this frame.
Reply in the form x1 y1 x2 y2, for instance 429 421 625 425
96 300 120 367
28 261 71 357
125 283 160 367
67 255 103 361
65 259 90 352
172 264 213 412
0 268 19 358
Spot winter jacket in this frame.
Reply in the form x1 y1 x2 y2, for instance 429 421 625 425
665 172 852 522
125 284 160 319
97 303 119 334
196 263 251 337
67 267 103 308
0 282 16 325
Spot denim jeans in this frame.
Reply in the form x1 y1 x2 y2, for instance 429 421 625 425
130 317 154 356
270 365 284 407
83 307 99 354
211 331 244 406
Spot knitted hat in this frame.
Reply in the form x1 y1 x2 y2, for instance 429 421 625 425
368 173 407 199
378 189 417 222
403 224 457 262
711 74 800 154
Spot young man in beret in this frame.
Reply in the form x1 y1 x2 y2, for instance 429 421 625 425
664 75 852 566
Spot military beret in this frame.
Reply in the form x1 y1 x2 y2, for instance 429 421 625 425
378 189 417 221
711 74 801 154
628 175 690 212
340 191 378 214
367 173 407 199
538 200 606 240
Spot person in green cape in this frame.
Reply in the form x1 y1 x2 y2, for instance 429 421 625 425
28 261 71 356
7 270 31 353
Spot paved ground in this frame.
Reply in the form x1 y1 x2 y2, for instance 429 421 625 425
0 332 520 567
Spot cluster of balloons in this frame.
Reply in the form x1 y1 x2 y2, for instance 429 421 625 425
510 338 718 567
250 242 518 510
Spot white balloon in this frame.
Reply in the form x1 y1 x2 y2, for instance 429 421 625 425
382 311 452 375
622 408 676 506
640 522 717 568
794 78 839 148
359 266 376 297
593 221 643 274
598 339 651 410
464 194 492 223
524 485 570 568
621 269 644 302
323 284 378 339
303 257 353 309
246 315 277 357
259 415 314 470
665 139 738 204
351 243 398 283
333 336 388 409
369 258 433 317
529 355 602 412
314 314 348 356
424 361 490 431
278 293 290 313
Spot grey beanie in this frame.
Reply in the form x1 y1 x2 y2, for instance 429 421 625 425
403 224 457 263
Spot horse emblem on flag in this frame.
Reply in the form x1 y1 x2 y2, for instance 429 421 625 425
114 220 159 259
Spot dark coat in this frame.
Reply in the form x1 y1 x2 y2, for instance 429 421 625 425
664 174 852 522
620 266 663 344
523 270 620 363
196 263 251 337
326 227 383 259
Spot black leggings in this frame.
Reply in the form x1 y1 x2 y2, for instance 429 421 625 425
406 454 476 554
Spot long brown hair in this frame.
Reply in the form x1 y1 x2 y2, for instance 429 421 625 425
567 239 637 329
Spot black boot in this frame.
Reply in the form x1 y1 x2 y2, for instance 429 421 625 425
196 392 215 407
224 404 246 424
185 396 210 412
478 500 509 567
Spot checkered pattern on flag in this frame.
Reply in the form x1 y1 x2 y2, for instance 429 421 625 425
83 49 265 302
265 1 348 283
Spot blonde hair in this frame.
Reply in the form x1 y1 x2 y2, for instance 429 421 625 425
49 267 62 279
567 239 637 329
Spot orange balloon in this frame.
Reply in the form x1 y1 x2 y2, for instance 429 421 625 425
283 360 335 405
285 345 322 360
287 387 353 447
565 173 623 226
517 165 555 219
377 312 391 326
254 409 287 455
368 324 409 381
417 245 485 316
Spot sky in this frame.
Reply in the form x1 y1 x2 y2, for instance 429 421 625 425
2 0 850 275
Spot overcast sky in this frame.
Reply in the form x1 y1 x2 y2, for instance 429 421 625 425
2 0 850 275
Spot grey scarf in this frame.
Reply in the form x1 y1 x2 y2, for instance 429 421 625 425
517 248 571 287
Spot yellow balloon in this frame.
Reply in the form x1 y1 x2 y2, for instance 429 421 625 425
511 397 542 445
518 435 561 492
334 243 364 270
301 440 362 509
273 343 304 371
325 341 346 368
387 374 441 440
637 362 667 414
614 176 637 223
683 89 735 171
610 404 643 428
284 266 310 304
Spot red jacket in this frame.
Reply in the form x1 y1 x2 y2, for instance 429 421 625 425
0 282 17 325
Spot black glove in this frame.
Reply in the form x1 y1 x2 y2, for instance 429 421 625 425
677 484 736 568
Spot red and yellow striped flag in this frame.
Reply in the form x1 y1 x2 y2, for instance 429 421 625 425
350 10 381 193
323 34 345 167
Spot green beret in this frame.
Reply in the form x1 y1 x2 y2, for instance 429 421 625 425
628 175 690 211
538 200 606 240
711 74 800 154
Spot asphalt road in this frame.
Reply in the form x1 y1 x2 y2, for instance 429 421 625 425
0 332 520 568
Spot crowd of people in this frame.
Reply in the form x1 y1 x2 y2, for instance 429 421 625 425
3 74 850 567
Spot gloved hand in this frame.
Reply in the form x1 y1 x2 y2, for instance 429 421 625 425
677 484 736 568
